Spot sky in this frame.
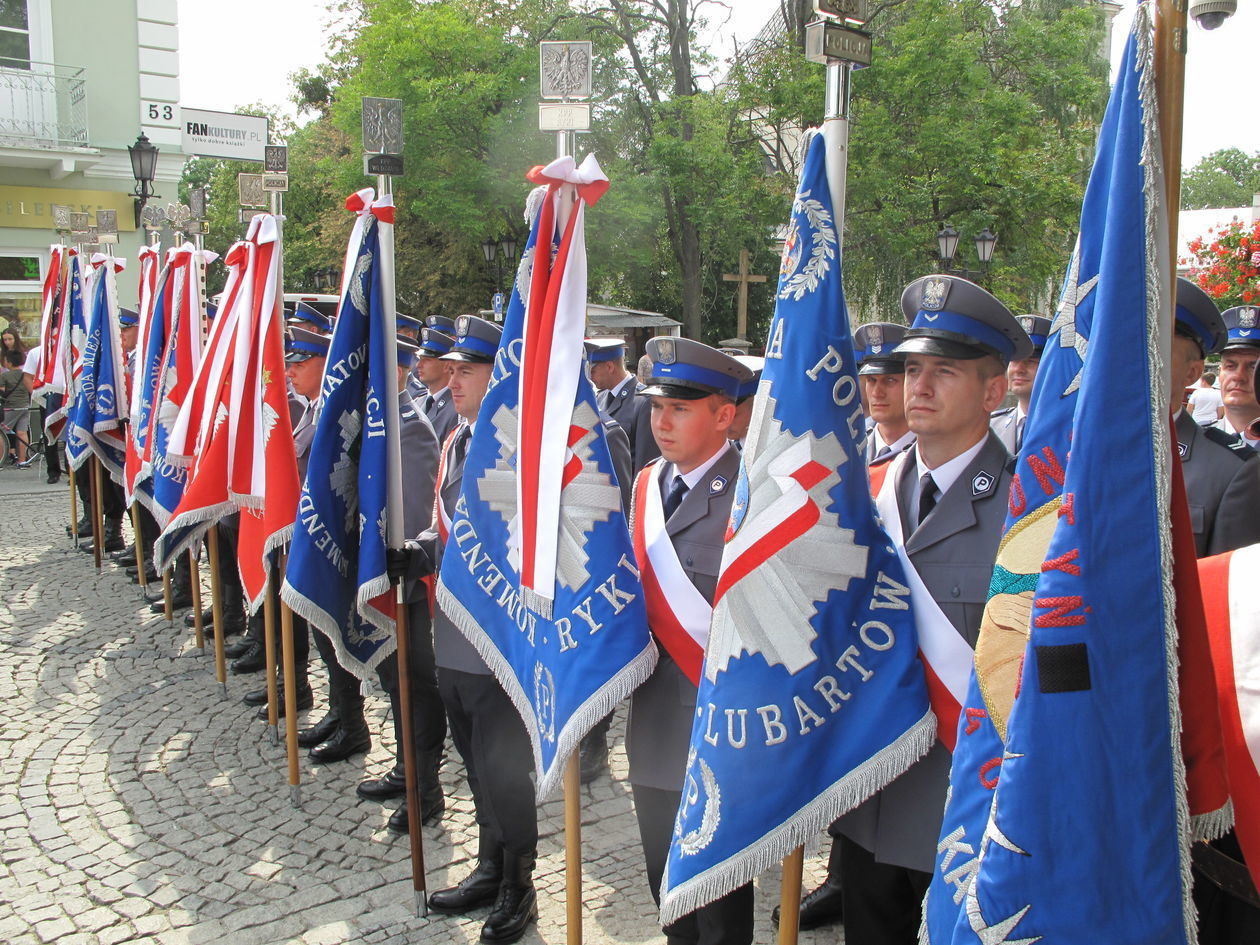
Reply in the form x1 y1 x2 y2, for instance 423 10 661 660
177 0 1259 171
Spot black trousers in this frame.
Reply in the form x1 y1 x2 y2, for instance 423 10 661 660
1194 831 1260 945
76 463 124 520
311 619 360 714
437 667 536 858
632 783 753 945
838 834 930 945
376 599 447 769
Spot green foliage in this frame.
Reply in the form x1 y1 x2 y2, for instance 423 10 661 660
1181 148 1260 211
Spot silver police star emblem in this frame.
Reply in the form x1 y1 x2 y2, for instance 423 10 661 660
1241 308 1257 329
656 338 676 364
921 278 950 311
972 471 993 496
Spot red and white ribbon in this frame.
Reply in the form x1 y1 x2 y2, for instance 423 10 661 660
874 450 973 750
632 459 712 685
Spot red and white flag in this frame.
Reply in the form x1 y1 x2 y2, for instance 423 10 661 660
125 244 161 499
515 154 609 616
1200 543 1260 892
32 244 66 395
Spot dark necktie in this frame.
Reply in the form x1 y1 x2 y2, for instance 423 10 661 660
663 474 689 519
873 444 894 464
917 470 939 526
1015 415 1026 450
448 426 470 483
598 389 612 412
426 394 439 416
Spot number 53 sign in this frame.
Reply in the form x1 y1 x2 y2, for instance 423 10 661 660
141 101 179 127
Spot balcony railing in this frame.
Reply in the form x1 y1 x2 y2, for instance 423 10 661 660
0 58 89 150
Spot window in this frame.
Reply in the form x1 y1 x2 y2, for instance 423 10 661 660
0 252 43 345
0 0 30 69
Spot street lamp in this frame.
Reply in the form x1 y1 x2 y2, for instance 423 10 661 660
934 223 998 285
481 236 519 310
128 133 160 228
936 224 960 271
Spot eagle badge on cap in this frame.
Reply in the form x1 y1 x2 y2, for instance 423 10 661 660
1241 308 1258 329
868 325 883 346
456 315 470 337
655 338 676 364
1019 315 1035 331
921 278 950 311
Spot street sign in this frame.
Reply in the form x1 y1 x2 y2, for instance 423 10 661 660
262 174 289 192
492 292 505 319
364 154 404 176
181 107 269 162
804 20 873 67
96 209 118 244
539 103 592 132
539 41 593 99
238 174 267 208
815 0 869 23
264 145 288 173
362 97 404 155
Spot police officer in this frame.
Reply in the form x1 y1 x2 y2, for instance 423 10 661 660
398 315 539 944
990 314 1050 454
628 336 755 945
413 318 458 443
359 336 446 833
836 275 1029 945
587 337 660 472
1215 305 1260 448
857 322 914 467
728 355 764 448
1172 280 1260 557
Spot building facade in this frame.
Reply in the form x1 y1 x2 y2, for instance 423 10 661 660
0 0 182 343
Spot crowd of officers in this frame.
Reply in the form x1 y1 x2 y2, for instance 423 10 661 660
65 271 1260 945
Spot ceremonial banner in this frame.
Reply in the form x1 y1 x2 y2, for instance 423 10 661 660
65 254 128 480
1200 545 1260 894
43 251 86 439
151 240 250 573
436 156 653 800
657 132 933 924
140 244 211 526
125 244 160 500
929 10 1195 942
234 214 299 612
32 244 66 395
130 250 175 504
282 192 400 677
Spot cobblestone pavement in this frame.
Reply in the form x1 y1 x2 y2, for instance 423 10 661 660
0 479 837 945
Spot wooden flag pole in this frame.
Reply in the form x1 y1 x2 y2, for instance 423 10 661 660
263 574 279 745
161 569 173 622
89 457 104 571
206 527 227 693
68 463 78 544
564 751 583 945
776 847 805 945
278 553 301 808
1154 0 1187 320
394 583 428 917
131 504 150 593
189 551 205 651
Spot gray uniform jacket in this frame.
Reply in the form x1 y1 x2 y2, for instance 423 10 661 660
864 429 916 466
419 386 458 446
627 447 740 792
602 414 633 514
293 398 319 483
989 406 1022 455
1176 409 1260 557
838 432 1013 872
605 377 661 473
399 390 439 604
405 373 427 403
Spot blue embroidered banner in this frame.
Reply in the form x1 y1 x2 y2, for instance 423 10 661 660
658 131 934 924
436 168 653 800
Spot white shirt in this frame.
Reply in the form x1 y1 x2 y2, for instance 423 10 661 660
872 427 915 458
909 435 989 523
666 441 732 497
21 347 39 375
1188 386 1223 424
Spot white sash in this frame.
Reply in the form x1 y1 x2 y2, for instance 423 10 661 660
638 460 713 653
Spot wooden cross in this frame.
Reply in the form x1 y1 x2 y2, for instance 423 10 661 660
722 248 767 341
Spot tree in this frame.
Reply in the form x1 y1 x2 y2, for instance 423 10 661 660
1181 148 1260 211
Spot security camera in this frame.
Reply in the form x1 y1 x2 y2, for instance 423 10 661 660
1189 0 1236 30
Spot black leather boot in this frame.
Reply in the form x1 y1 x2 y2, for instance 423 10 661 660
308 711 370 764
479 852 537 943
102 518 125 553
579 716 611 784
357 764 406 802
298 708 341 748
772 838 844 930
429 837 503 914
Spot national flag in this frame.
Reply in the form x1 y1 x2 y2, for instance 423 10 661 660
1199 544 1260 894
234 214 300 612
282 191 401 678
436 155 653 799
125 245 162 500
139 243 212 527
43 251 87 439
150 239 251 573
129 249 176 505
929 10 1198 942
657 132 933 924
65 254 128 481
32 244 66 396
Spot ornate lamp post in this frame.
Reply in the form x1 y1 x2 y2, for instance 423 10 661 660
935 223 998 286
127 133 160 228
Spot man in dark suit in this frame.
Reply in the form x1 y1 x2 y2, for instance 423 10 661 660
1171 279 1260 558
628 336 755 945
990 314 1050 455
836 275 1030 945
398 315 539 944
359 336 446 832
587 337 659 472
